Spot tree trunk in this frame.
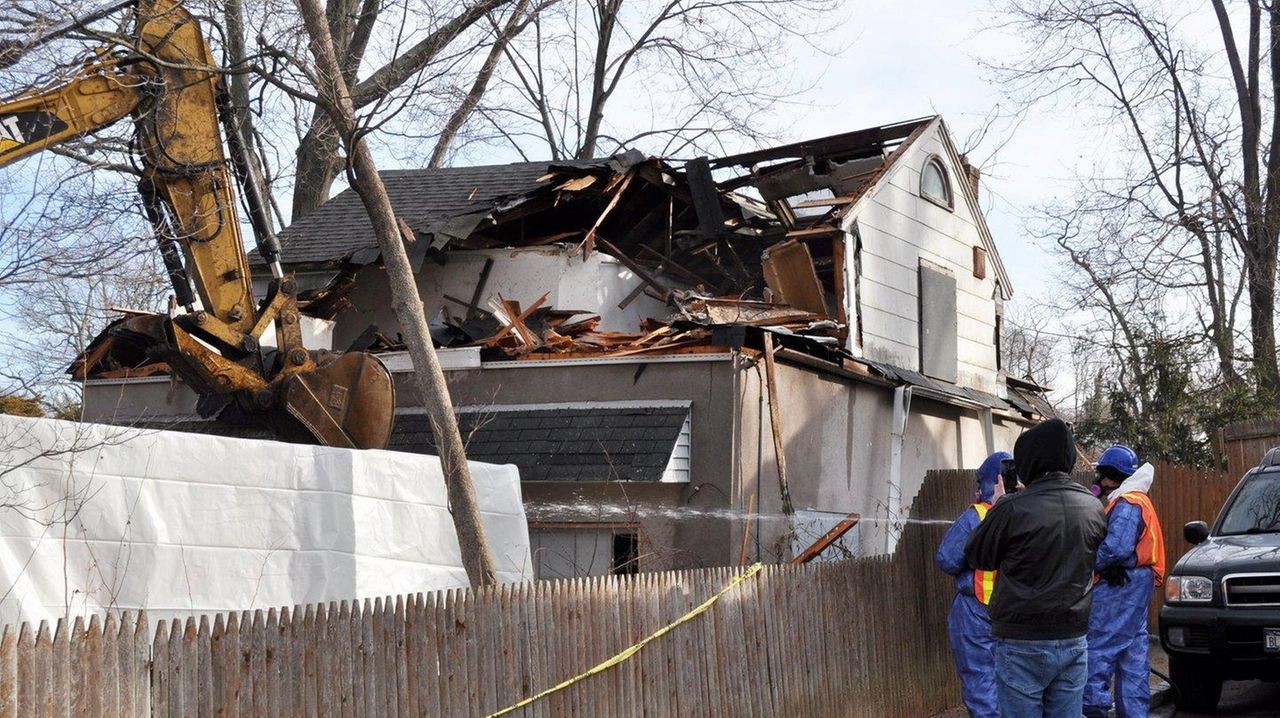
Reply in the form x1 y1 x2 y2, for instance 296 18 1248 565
292 113 342 220
1248 249 1280 399
294 0 498 587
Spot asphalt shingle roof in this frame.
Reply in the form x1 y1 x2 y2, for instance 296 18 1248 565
389 406 689 482
272 154 641 266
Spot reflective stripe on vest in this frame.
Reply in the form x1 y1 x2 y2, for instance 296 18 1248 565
971 502 997 604
1106 492 1166 588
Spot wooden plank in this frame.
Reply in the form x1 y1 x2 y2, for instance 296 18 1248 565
325 603 341 718
149 621 168 718
111 615 129 718
290 606 306 716
133 613 149 718
595 238 671 302
360 599 377 718
349 601 366 718
580 170 637 256
393 596 408 717
791 513 861 564
761 334 795 520
14 622 32 718
250 610 267 718
464 258 495 318
0 624 16 718
181 618 198 718
236 611 253 718
334 602 354 718
417 593 439 718
210 615 228 718
379 597 396 718
32 621 51 718
52 618 70 718
266 608 283 718
302 605 318 718
402 595 419 718
194 616 211 718
761 239 829 316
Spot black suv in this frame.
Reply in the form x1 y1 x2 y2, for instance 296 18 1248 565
1160 451 1280 712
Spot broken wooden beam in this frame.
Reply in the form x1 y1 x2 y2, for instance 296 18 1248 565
762 239 829 317
762 333 796 522
595 238 672 302
791 512 861 564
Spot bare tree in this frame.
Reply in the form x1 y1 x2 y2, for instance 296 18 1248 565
292 0 497 587
991 0 1280 400
283 0 517 217
479 0 842 160
1003 302 1061 387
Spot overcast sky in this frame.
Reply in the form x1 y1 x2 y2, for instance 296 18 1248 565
789 0 1089 309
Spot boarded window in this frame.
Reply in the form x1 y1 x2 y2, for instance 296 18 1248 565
919 263 958 382
972 245 987 280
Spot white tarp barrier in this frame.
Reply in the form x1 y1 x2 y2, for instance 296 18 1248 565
0 415 532 625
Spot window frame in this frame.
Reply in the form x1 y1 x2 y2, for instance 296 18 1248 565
920 155 954 210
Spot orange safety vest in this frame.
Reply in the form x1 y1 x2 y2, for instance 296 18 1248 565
971 502 997 604
1105 492 1166 588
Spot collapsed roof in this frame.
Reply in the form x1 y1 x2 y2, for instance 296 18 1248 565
74 117 1051 421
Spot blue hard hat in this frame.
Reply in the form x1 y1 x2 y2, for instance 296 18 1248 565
975 451 1013 502
1096 445 1139 477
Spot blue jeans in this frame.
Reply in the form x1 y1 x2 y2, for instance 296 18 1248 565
995 636 1088 718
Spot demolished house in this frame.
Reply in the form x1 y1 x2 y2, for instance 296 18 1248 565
77 116 1054 577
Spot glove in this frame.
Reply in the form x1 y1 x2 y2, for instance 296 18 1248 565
1100 565 1129 587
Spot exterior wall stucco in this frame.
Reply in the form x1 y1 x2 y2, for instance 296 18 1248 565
732 359 1028 559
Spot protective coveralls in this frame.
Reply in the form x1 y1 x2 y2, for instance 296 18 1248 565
936 451 1009 718
1083 463 1165 718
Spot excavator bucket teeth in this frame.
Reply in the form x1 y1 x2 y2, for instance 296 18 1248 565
275 352 395 450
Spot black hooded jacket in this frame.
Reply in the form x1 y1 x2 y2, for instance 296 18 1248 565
964 419 1107 640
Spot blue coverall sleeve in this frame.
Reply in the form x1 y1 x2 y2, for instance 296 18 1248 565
936 507 980 576
1095 500 1143 570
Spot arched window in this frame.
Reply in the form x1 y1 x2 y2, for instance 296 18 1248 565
920 157 952 209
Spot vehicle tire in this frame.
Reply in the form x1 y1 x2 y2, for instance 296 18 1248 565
1169 654 1222 713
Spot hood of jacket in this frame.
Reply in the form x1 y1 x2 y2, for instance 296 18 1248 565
1109 462 1154 500
1014 418 1078 484
976 451 1013 503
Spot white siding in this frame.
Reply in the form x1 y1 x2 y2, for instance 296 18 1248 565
844 122 1003 393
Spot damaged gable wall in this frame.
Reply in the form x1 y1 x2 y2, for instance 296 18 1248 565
841 119 1006 395
329 246 670 351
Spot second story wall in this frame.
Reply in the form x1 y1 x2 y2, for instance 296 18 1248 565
843 120 1006 395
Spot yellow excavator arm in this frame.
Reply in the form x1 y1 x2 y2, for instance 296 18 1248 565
0 0 394 449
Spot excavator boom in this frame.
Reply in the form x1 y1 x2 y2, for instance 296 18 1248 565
0 0 395 449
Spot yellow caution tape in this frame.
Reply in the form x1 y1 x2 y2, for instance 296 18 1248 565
486 562 764 717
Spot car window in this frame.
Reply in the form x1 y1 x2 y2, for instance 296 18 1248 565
1219 472 1280 535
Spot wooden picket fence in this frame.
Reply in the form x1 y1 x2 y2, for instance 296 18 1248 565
5 460 1241 717
0 468 975 717
1218 416 1280 477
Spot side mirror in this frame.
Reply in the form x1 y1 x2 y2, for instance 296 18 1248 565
1184 520 1210 545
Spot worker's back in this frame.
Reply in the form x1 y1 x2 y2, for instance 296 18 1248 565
964 419 1108 641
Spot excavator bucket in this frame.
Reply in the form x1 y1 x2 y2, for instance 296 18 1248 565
109 313 395 449
276 352 396 450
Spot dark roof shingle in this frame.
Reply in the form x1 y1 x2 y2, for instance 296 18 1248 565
389 406 688 482
271 153 642 266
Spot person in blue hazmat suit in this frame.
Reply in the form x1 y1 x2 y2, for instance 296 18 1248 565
1083 445 1166 718
936 451 1016 718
